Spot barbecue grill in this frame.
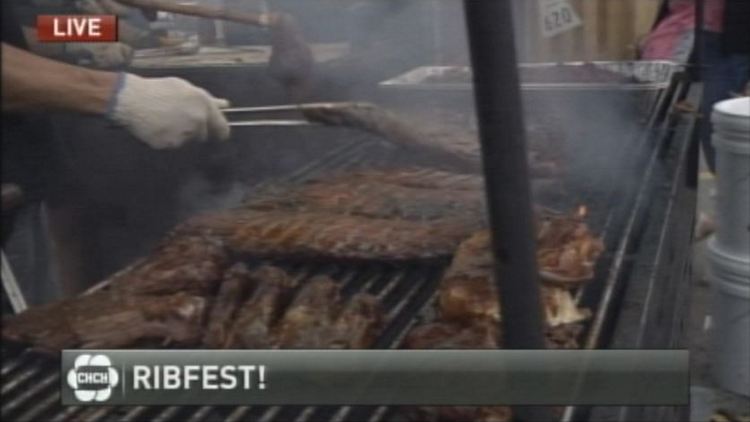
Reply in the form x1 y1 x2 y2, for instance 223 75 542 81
1 55 697 420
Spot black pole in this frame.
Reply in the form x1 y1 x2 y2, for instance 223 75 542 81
692 0 705 81
462 2 552 420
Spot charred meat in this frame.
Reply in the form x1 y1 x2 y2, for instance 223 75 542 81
3 291 207 351
176 209 476 261
202 263 257 348
108 234 229 297
274 276 342 348
225 265 296 349
247 178 486 222
536 210 605 285
437 231 591 327
327 293 384 349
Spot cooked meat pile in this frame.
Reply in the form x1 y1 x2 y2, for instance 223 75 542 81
3 164 603 422
3 263 383 353
403 218 596 421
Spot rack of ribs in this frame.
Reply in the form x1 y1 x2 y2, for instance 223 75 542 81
247 178 487 222
274 277 384 349
108 234 229 297
328 168 485 191
202 263 258 348
3 291 207 352
274 276 342 348
175 210 477 261
225 265 297 349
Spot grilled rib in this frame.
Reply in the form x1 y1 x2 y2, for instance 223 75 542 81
274 276 342 348
225 265 296 348
328 293 384 349
202 263 257 348
108 234 229 296
3 291 207 351
247 179 486 222
175 210 476 261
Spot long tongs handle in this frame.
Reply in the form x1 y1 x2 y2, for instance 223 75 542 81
222 102 357 114
223 102 360 128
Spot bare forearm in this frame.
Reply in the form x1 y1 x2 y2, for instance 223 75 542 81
1 43 117 114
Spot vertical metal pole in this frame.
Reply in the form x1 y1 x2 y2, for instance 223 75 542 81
693 0 705 80
463 2 553 418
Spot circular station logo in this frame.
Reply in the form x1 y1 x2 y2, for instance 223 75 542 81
66 354 119 402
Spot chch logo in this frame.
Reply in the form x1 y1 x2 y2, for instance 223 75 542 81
66 354 119 402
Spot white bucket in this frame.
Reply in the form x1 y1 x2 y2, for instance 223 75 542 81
707 240 750 397
711 97 750 257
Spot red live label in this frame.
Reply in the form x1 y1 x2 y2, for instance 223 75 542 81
37 15 117 42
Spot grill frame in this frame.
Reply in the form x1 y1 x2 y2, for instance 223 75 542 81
1 71 692 422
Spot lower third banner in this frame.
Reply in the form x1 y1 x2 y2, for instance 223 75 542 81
61 349 689 406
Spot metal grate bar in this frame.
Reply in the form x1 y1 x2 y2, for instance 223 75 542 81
224 405 251 422
14 390 59 422
185 405 215 422
77 406 118 422
2 373 58 416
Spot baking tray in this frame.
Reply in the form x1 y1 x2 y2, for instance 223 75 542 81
379 61 682 92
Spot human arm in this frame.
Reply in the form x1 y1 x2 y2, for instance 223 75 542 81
2 43 231 148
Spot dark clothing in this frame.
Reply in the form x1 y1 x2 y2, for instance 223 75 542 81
723 0 750 55
2 1 63 202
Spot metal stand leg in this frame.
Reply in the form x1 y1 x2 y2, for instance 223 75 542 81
1 250 28 313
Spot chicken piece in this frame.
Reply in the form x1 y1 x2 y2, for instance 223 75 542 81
437 231 590 327
108 234 229 296
226 265 296 349
536 212 605 285
202 263 257 348
327 294 384 349
176 210 476 261
275 276 342 348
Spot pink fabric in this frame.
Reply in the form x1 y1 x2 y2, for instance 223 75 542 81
640 0 726 60
641 4 695 60
669 0 725 32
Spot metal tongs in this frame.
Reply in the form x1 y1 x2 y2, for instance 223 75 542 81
223 102 355 127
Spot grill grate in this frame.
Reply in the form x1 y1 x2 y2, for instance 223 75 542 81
1 69 684 420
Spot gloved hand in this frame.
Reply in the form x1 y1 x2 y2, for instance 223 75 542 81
66 42 134 68
107 73 231 149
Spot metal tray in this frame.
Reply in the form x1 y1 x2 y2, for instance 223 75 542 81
380 61 682 92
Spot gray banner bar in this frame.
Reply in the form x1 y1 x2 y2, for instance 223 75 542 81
61 350 689 406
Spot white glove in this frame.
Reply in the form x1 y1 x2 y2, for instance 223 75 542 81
66 42 134 68
107 73 231 149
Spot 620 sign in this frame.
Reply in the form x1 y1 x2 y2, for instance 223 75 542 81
540 0 582 38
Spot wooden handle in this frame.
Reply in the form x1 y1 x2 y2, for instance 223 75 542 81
117 0 274 27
